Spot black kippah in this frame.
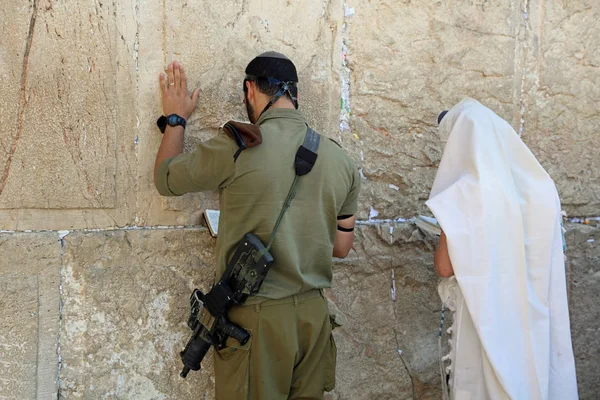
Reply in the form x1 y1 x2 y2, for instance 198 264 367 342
245 51 298 83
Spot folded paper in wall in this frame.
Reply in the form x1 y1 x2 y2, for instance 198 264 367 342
415 215 441 237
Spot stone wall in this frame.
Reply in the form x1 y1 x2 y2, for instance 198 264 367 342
0 0 598 399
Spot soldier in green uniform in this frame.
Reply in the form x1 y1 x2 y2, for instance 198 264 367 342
154 52 360 399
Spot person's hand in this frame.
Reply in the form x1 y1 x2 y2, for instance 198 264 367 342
159 61 200 120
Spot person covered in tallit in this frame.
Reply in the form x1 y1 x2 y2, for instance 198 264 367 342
427 98 578 400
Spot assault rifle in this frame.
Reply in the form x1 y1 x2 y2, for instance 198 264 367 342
179 233 273 378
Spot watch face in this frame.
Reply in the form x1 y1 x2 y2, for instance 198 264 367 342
167 115 180 125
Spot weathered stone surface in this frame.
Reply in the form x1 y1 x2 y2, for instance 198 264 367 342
59 228 217 399
523 1 600 216
135 0 344 226
0 223 597 399
328 222 600 400
1 0 599 399
344 0 524 219
0 0 117 209
0 2 32 201
1 0 596 229
0 0 137 230
0 232 61 399
565 224 600 400
55 224 442 400
328 224 442 399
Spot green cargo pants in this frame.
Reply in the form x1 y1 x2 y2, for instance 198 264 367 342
213 289 336 400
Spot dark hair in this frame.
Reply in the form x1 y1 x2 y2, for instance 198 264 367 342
245 77 281 97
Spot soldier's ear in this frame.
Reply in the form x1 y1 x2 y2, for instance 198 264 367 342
245 81 256 102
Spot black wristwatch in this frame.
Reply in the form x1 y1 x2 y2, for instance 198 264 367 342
157 114 187 134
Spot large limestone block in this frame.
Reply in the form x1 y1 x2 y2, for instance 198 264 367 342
59 228 217 398
565 224 600 399
0 0 137 230
344 0 524 219
328 223 442 399
523 1 600 216
135 0 344 226
0 232 61 399
0 0 116 208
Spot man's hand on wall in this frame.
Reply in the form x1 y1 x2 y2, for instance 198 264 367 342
159 61 200 120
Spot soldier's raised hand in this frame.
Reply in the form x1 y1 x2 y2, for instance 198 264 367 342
159 61 200 120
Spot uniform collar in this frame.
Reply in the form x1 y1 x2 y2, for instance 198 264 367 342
256 108 307 126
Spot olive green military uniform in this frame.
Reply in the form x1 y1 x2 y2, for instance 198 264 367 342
156 108 360 399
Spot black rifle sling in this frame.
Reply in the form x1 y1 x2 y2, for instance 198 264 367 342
256 127 320 260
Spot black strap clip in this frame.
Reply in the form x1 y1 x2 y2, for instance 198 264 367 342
294 128 320 176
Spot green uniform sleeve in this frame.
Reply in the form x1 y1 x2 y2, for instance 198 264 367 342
338 164 361 216
155 131 236 196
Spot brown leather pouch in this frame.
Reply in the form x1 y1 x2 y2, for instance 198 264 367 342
223 121 262 161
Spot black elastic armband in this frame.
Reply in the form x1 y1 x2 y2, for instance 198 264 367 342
337 225 354 233
337 215 353 220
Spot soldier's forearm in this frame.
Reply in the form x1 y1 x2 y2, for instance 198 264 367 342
154 126 185 185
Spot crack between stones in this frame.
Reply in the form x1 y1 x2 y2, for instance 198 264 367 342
0 225 210 234
338 2 351 142
388 223 416 398
229 0 247 28
161 0 167 66
390 265 416 399
133 0 141 225
35 273 40 399
56 236 66 400
518 0 531 137
109 0 119 211
0 216 598 235
0 0 38 196
134 0 139 73
398 348 416 400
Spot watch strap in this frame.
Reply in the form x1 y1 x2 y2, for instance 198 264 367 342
156 114 186 134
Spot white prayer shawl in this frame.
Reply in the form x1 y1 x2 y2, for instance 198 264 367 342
427 99 578 400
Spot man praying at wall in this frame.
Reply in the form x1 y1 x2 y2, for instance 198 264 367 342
429 98 578 400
